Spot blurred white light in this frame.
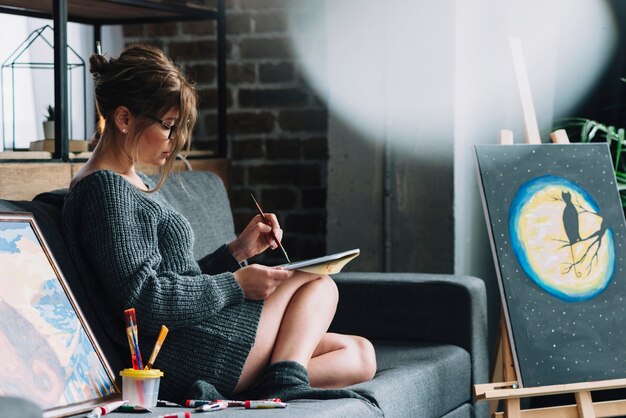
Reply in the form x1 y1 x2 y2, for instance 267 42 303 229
287 0 617 149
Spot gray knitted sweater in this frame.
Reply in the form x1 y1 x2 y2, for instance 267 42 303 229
62 170 263 401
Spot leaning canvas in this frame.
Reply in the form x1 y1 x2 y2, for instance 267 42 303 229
0 212 119 417
475 143 626 387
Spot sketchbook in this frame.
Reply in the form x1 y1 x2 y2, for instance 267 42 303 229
279 249 360 275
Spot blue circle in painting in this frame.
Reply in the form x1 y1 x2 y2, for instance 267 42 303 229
509 175 615 302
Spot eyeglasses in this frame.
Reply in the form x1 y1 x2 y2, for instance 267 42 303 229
145 114 177 139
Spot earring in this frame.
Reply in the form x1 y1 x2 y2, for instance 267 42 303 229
122 129 127 134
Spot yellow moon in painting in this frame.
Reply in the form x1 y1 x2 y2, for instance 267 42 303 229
509 175 615 301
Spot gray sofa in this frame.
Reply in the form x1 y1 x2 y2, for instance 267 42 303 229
0 170 489 418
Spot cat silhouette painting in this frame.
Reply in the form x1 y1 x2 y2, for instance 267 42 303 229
509 175 615 302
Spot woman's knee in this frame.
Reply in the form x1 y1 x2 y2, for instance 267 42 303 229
309 275 339 314
315 275 339 304
351 336 377 381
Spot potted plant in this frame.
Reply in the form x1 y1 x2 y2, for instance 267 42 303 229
43 105 54 140
556 77 626 209
558 117 626 208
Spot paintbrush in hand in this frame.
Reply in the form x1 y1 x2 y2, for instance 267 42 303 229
250 193 291 264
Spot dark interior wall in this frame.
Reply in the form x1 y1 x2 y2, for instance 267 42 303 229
124 0 328 264
564 1 626 128
123 0 457 273
325 0 456 274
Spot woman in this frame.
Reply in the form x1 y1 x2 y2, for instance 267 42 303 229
62 44 376 403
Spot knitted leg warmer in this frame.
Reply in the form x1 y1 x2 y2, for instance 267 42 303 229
253 360 368 402
186 380 224 402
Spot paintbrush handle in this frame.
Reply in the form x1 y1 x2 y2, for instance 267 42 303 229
145 325 169 369
250 193 291 263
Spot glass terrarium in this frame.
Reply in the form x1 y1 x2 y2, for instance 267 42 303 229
1 24 86 151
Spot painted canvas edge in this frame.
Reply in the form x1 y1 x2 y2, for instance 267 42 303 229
473 146 524 387
0 211 121 418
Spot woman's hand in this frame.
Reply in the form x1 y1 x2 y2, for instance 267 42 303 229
233 264 293 300
228 214 284 262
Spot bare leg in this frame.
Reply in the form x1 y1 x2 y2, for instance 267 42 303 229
308 333 377 389
269 276 338 365
234 273 376 394
234 272 336 393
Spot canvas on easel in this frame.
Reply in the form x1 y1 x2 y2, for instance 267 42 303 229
475 142 626 388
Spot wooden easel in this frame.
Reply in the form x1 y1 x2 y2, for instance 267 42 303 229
476 131 626 418
474 38 626 417
476 314 626 417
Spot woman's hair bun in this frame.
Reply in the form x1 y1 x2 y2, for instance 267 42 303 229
89 53 109 76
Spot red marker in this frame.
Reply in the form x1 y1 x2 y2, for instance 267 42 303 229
216 398 281 407
195 401 228 412
244 400 288 409
87 400 128 417
158 413 191 418
185 400 210 407
186 398 283 408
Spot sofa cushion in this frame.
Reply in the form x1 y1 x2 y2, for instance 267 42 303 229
32 171 237 262
350 342 472 418
442 404 473 418
0 396 42 418
153 171 237 260
0 339 471 418
111 398 382 418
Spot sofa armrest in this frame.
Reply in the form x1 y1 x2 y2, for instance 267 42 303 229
330 272 489 389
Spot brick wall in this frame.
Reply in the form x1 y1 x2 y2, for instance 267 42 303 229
124 0 327 264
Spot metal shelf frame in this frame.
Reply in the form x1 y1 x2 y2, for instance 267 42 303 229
0 0 227 161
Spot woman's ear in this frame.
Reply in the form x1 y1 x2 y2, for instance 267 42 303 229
113 106 131 134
